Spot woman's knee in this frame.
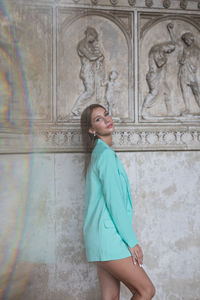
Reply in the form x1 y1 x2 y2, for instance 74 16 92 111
101 293 119 300
141 282 156 299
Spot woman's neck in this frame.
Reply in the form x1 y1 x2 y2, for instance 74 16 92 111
100 136 113 148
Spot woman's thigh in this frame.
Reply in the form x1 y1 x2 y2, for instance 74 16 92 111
98 257 155 297
97 264 120 300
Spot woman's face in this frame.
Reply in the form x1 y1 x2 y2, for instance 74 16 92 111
89 107 114 138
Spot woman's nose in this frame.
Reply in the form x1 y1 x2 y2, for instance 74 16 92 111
105 115 112 122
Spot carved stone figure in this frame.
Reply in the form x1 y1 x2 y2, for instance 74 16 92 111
168 23 200 115
142 25 175 117
102 70 120 115
72 27 105 116
178 32 200 115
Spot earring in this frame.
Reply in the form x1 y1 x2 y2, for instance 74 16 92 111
94 132 96 137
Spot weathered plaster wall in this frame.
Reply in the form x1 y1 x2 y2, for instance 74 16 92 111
1 152 200 300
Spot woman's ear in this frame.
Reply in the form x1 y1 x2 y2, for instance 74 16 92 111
88 128 95 135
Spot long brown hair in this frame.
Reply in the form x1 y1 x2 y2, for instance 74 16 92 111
81 103 105 175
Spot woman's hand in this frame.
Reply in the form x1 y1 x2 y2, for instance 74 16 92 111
129 244 143 267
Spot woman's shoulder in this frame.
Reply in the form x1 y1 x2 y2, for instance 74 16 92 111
92 139 116 164
93 138 115 155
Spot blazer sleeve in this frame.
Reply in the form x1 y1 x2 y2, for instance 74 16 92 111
97 148 138 248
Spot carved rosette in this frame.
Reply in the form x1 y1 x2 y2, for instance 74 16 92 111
180 0 188 9
145 0 153 8
163 0 171 9
110 0 118 6
91 0 98 5
128 0 136 7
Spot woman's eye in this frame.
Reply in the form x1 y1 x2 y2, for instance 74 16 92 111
96 118 101 122
105 112 109 116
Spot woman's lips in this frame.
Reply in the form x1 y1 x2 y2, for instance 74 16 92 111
107 123 113 128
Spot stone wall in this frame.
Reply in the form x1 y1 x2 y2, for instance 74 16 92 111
0 0 200 299
1 152 200 299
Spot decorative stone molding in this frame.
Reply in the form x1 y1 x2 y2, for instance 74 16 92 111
1 126 200 153
9 0 200 10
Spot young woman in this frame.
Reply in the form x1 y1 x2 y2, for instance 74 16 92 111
81 104 155 300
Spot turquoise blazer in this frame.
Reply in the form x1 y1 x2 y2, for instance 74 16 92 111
83 138 138 261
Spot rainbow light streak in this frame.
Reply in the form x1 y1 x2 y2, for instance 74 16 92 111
0 58 12 122
0 0 33 299
0 0 32 131
0 157 33 300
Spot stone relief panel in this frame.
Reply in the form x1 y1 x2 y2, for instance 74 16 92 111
0 3 53 127
1 1 200 152
139 14 200 122
56 9 133 122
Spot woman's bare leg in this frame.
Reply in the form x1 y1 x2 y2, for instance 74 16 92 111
97 264 120 300
97 257 155 300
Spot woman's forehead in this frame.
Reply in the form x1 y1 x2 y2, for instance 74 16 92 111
91 107 106 117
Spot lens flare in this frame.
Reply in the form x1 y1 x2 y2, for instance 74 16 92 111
0 1 33 299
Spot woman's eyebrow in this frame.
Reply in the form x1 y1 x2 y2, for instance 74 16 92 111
92 111 106 121
92 114 102 120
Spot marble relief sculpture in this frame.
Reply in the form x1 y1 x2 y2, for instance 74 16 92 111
72 27 105 115
102 70 120 115
142 22 200 119
168 24 200 116
178 32 200 115
71 26 121 117
142 23 176 118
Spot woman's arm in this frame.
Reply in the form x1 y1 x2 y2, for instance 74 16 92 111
97 149 138 249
